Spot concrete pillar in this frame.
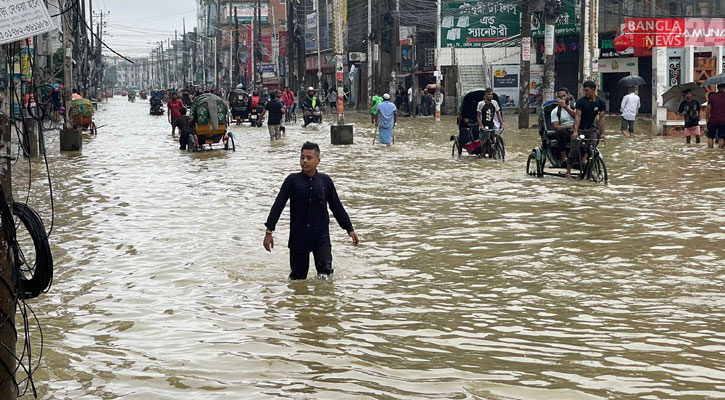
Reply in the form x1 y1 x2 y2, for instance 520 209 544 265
25 118 38 158
716 46 724 75
684 46 694 83
60 129 82 152
330 124 353 144
652 47 668 136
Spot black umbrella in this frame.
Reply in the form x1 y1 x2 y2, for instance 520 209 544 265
618 75 647 88
701 73 725 87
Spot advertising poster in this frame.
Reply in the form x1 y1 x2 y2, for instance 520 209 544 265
491 64 520 108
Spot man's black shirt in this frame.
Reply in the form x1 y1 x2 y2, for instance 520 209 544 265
265 171 354 252
678 100 700 128
576 96 606 129
265 99 284 125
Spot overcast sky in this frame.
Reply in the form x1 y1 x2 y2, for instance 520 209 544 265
93 0 198 58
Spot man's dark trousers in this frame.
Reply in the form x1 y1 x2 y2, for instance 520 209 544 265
289 245 333 280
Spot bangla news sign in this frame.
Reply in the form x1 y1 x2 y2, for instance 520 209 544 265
624 18 725 48
441 1 520 48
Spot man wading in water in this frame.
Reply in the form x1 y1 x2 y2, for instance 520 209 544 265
263 142 360 279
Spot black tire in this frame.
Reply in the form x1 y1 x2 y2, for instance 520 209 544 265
41 115 54 131
493 135 506 161
451 137 461 157
588 154 608 183
526 152 540 177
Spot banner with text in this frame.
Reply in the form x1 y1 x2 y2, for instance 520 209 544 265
625 18 685 48
441 1 520 48
0 0 56 45
532 0 579 37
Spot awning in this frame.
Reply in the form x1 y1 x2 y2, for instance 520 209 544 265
416 70 436 75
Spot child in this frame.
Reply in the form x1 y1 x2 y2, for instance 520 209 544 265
678 89 701 144
176 107 194 151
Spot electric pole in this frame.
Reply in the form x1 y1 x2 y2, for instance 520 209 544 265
234 7 240 87
518 0 531 129
0 42 16 400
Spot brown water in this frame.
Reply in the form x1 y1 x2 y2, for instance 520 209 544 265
13 98 725 399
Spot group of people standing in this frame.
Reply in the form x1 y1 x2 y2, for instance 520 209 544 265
678 84 725 148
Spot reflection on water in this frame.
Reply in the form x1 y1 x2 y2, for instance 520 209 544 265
13 99 725 398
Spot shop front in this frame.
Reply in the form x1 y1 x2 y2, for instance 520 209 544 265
598 58 638 115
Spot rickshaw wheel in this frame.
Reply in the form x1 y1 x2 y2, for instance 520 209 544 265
588 155 608 183
224 135 236 152
526 152 540 177
451 137 461 158
493 136 505 161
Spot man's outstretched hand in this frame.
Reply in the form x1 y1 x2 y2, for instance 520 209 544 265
349 231 360 247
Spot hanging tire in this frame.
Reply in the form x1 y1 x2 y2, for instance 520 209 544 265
589 155 608 183
526 152 540 177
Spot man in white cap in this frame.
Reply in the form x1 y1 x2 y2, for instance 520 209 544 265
375 93 397 146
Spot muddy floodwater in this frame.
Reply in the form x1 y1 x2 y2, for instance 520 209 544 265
13 98 725 398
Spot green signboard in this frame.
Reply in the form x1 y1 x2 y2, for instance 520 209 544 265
441 1 521 48
532 0 579 37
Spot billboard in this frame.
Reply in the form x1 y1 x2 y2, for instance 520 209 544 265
224 2 269 24
440 1 520 48
685 18 725 46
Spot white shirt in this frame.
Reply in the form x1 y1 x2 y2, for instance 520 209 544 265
551 106 575 127
620 92 640 121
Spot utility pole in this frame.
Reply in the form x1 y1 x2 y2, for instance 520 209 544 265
0 42 17 400
61 4 81 151
174 30 178 89
518 0 531 129
256 0 262 90
434 0 442 121
543 10 556 102
330 0 353 144
234 8 240 87
192 28 198 86
367 0 372 108
315 0 322 94
183 19 187 88
216 0 221 91
589 0 599 87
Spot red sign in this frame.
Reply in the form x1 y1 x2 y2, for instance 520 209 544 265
613 35 630 52
625 18 685 48
686 18 725 46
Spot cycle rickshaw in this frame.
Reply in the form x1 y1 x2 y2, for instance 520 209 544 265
189 93 235 152
450 88 505 160
526 99 607 183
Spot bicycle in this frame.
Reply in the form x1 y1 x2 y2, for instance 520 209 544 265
480 128 506 161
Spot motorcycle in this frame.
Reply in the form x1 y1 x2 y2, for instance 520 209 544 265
303 106 323 126
249 107 263 127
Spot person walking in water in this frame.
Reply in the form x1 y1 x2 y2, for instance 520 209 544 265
619 86 640 136
167 92 184 135
374 93 397 146
264 142 360 280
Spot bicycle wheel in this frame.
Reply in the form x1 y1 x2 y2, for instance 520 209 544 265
493 135 505 161
526 152 540 177
588 154 608 183
451 137 461 157
41 114 54 131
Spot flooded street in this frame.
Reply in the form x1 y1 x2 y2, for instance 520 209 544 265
15 97 725 399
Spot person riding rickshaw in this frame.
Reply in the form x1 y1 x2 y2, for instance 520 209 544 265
450 88 505 160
